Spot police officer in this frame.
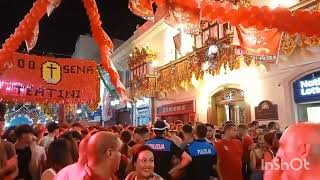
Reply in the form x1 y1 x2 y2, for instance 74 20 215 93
169 123 217 180
145 120 182 179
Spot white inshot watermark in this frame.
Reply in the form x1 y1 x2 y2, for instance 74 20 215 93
262 158 311 171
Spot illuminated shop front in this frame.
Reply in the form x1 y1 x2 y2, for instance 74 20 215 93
293 71 320 123
157 100 196 124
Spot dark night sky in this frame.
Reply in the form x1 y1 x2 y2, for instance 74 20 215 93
0 0 145 56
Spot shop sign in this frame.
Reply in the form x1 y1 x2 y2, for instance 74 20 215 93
255 100 278 121
293 71 320 103
0 53 100 107
157 101 194 115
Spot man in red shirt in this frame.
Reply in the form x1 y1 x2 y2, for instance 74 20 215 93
238 124 254 180
216 123 243 180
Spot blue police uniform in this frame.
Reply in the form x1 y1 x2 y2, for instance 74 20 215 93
184 139 217 180
145 136 182 180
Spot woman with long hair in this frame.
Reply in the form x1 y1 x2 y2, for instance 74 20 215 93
41 138 73 180
126 145 163 180
59 131 79 163
263 132 277 163
118 130 133 179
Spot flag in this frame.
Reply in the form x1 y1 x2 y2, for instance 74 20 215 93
233 26 282 64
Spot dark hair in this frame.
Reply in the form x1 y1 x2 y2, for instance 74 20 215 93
131 145 154 165
15 124 33 138
264 132 276 146
252 121 259 126
238 124 247 130
70 130 83 141
47 138 73 172
128 126 135 132
81 129 89 136
175 120 183 125
154 130 165 136
196 123 207 139
3 127 17 143
120 130 132 156
223 123 236 133
215 133 222 139
275 132 282 140
182 124 193 134
121 130 132 144
59 131 79 162
205 123 214 129
225 121 234 125
259 125 267 130
0 103 6 120
134 126 149 135
71 122 83 128
267 122 276 130
47 122 60 133
112 126 120 134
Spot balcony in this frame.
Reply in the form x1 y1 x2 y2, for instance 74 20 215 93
128 47 158 99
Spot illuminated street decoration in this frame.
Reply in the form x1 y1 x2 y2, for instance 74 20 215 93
129 0 320 36
128 47 158 99
0 0 126 102
0 53 100 108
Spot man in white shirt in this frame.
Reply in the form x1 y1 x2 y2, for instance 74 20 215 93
38 122 59 151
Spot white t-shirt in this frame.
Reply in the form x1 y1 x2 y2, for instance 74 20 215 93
39 136 54 150
30 144 47 180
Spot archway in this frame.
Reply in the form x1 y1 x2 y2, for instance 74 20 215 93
208 88 251 127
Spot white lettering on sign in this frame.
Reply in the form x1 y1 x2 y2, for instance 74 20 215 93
148 144 165 150
300 77 320 96
197 148 212 155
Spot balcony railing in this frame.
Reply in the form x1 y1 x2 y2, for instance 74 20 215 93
156 34 237 92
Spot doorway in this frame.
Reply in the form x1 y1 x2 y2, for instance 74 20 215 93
209 88 251 126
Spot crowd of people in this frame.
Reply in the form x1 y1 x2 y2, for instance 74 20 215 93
0 103 290 180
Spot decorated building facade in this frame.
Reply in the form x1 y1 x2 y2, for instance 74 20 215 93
112 0 320 128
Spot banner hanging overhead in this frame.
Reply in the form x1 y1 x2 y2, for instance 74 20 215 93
0 53 100 108
233 26 282 64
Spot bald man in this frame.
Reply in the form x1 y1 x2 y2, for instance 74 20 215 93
83 131 122 180
264 123 320 180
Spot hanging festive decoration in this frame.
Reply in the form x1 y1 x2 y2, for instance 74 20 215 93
129 0 320 37
128 47 157 69
280 33 320 55
127 47 158 99
82 0 127 100
0 53 100 108
0 0 127 104
97 65 119 98
157 34 238 93
25 23 40 52
128 0 154 20
233 25 282 64
5 105 48 126
0 0 49 71
47 0 62 16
